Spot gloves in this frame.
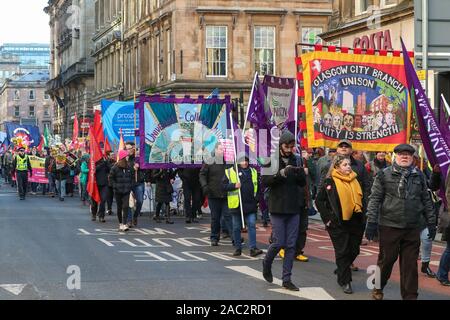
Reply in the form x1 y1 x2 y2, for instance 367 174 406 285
279 165 295 178
365 222 378 241
427 226 437 240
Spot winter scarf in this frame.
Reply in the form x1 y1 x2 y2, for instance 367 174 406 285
392 162 415 199
331 169 363 221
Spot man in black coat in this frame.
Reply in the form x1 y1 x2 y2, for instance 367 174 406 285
261 131 306 291
365 144 436 300
91 157 111 222
199 142 233 246
178 168 202 223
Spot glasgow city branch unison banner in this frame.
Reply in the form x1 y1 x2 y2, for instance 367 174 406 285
301 50 411 151
101 100 139 148
137 95 232 169
5 123 41 148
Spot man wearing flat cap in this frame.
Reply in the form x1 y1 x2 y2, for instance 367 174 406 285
365 143 436 300
11 147 32 200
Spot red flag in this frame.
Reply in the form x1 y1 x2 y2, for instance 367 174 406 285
72 113 79 147
93 110 105 143
87 126 102 203
37 135 44 153
104 136 112 154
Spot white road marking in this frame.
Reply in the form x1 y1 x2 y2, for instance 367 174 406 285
226 266 335 300
0 284 27 296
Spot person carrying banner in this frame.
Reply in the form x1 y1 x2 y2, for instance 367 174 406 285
222 155 263 257
200 142 233 246
109 150 133 232
315 154 365 294
126 142 148 227
261 130 306 291
178 168 201 224
365 144 437 300
106 151 116 215
11 147 32 200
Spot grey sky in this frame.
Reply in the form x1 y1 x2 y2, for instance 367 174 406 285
0 0 49 44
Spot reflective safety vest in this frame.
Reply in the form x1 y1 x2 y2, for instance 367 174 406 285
225 167 258 209
16 155 29 171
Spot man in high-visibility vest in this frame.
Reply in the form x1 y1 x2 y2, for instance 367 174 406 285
11 147 32 200
222 156 263 257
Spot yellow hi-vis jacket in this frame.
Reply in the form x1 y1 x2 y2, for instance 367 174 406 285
15 155 29 171
225 167 258 209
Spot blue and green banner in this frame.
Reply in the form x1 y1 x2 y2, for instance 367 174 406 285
101 99 139 148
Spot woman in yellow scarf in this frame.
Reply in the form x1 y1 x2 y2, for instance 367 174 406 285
315 154 365 295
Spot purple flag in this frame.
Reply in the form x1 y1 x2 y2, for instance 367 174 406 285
401 39 450 206
439 94 450 140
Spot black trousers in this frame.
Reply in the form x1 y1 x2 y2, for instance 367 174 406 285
107 186 114 211
295 207 309 255
327 215 364 286
115 192 130 224
90 185 110 218
183 184 201 220
377 225 421 300
156 202 170 218
16 171 29 198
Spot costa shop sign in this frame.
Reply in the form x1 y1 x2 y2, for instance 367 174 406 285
353 30 393 51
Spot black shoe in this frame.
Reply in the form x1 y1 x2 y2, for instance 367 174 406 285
421 262 436 278
166 219 174 224
211 240 219 247
341 283 353 294
99 217 106 223
19 197 25 200
191 219 199 223
133 218 138 227
282 281 299 291
233 249 242 256
334 269 337 275
250 248 263 257
185 219 192 224
263 222 269 228
91 216 96 221
262 261 273 283
438 279 450 286
107 210 113 216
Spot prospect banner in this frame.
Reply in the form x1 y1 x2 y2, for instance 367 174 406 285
101 99 139 148
301 50 411 151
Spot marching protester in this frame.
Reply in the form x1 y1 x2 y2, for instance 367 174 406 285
79 153 90 206
366 152 389 184
30 147 39 195
91 153 112 222
109 150 133 232
315 154 365 294
436 168 450 286
3 148 14 186
11 147 32 200
152 168 176 224
222 155 263 257
106 151 116 215
126 142 148 227
200 142 233 246
262 130 306 291
365 144 437 300
53 155 70 201
45 149 56 197
317 148 336 185
178 168 201 224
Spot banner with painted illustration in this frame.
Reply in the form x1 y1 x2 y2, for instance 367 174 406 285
137 95 232 169
101 100 139 149
5 123 41 149
301 50 411 151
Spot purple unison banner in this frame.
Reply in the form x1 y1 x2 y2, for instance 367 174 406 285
402 40 450 205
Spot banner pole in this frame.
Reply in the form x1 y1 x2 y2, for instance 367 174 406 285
229 112 245 228
134 92 137 148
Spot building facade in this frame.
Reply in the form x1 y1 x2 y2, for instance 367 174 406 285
0 53 21 86
117 0 333 108
45 0 96 138
0 43 51 73
92 0 123 107
0 71 53 133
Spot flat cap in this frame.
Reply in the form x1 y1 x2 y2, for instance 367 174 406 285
337 139 353 148
394 143 416 154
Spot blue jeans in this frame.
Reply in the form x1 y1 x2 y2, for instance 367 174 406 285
263 213 300 282
420 227 433 262
131 183 145 219
56 179 66 199
437 240 450 282
232 212 257 250
209 198 233 242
